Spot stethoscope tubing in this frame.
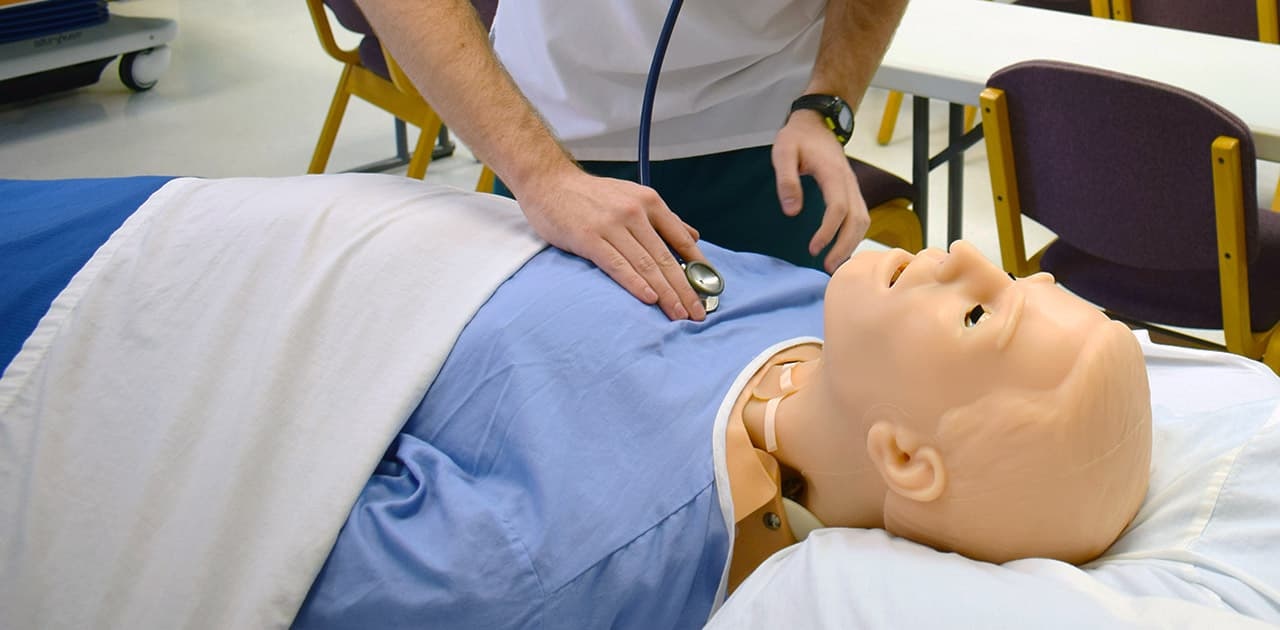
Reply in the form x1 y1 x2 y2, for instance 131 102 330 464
637 0 725 304
638 0 685 188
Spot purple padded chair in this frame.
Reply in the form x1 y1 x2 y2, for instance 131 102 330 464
307 0 500 175
980 60 1280 371
1112 0 1280 42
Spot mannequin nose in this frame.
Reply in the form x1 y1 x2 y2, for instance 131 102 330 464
936 241 1011 296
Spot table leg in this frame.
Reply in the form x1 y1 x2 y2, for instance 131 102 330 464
947 102 965 246
912 95 931 245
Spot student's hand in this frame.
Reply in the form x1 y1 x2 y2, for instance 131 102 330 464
516 167 708 321
772 110 871 273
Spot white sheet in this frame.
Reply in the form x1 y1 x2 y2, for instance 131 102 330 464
0 174 545 629
707 333 1280 629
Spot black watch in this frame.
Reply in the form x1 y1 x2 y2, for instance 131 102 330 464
789 94 854 145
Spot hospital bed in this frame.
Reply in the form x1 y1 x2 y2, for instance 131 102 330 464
1 175 1279 629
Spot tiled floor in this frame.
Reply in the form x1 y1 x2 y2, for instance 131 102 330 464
4 0 1276 346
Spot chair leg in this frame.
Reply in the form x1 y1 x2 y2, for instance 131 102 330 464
308 66 355 175
876 91 904 145
963 105 977 132
1272 174 1280 211
433 125 457 160
405 113 443 180
476 166 496 193
1265 330 1280 376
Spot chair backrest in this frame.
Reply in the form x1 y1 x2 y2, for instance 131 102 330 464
316 0 501 79
986 60 1258 271
1114 0 1280 42
323 0 374 35
1014 0 1104 16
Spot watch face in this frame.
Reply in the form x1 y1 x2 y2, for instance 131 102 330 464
836 104 854 134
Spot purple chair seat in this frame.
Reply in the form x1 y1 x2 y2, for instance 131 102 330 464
849 157 917 206
1042 209 1280 332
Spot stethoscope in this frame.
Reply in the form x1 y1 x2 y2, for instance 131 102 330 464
639 0 726 313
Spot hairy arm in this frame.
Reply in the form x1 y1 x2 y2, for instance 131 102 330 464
355 0 707 320
773 0 910 272
354 0 567 196
808 0 910 108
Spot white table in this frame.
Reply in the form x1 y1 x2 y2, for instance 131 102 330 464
872 0 1280 245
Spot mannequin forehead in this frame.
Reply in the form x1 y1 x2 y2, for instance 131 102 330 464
823 242 1113 405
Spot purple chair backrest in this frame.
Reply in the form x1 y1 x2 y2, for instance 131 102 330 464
987 60 1258 271
323 0 374 36
1127 0 1276 41
323 0 499 36
322 0 500 80
1015 0 1096 16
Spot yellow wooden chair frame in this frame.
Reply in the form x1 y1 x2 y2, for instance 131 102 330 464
866 198 924 254
305 0 442 180
981 85 1280 374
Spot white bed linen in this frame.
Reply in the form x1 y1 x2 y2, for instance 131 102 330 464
707 333 1280 629
0 174 545 629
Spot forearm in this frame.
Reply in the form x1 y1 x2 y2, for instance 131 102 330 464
353 0 577 196
806 0 909 109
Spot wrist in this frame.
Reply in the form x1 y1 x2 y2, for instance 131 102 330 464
789 94 854 145
502 145 582 200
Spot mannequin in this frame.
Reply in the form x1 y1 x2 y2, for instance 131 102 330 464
292 234 1153 626
725 241 1153 583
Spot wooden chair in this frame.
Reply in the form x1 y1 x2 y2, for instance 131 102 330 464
981 59 1280 373
305 0 443 179
1108 0 1280 209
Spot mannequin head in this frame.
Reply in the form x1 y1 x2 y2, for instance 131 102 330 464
814 241 1151 564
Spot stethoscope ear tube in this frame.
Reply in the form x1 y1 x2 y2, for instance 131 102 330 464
638 0 685 189
639 0 725 312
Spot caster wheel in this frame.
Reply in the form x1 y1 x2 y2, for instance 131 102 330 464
119 45 172 92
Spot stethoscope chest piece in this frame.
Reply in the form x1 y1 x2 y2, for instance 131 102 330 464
682 260 725 313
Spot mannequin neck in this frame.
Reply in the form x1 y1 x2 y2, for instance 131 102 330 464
742 352 887 529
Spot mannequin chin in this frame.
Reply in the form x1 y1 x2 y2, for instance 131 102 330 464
753 240 1152 565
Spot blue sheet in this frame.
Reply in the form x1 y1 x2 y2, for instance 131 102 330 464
295 244 829 629
0 176 173 372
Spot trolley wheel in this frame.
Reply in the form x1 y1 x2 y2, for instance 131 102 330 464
119 45 172 92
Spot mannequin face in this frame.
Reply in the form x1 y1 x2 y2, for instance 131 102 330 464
812 241 1150 563
823 240 1114 419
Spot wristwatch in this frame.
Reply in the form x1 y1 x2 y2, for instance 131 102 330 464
789 94 854 145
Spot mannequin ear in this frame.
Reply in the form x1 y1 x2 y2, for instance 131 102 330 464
866 422 947 503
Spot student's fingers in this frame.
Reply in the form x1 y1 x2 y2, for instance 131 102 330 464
824 176 871 272
647 209 710 320
771 141 805 217
578 236 661 306
799 148 870 270
806 161 856 257
514 170 704 320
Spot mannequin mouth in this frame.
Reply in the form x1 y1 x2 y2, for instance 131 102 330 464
887 262 909 288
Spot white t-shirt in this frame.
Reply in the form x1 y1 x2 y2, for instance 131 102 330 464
491 0 827 161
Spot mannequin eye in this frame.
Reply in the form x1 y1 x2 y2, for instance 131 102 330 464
888 262 908 287
964 304 987 327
